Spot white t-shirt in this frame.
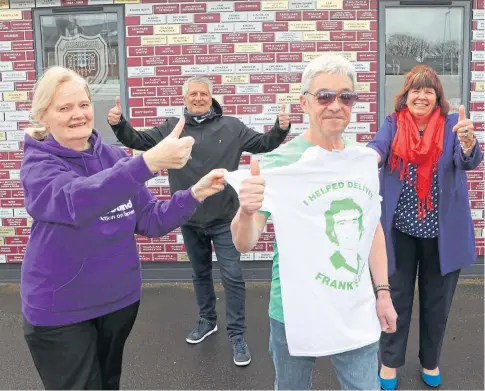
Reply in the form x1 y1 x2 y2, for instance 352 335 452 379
225 145 382 357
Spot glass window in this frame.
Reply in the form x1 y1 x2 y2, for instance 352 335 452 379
378 1 471 124
33 6 127 143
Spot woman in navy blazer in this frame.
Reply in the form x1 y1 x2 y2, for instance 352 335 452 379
367 65 483 390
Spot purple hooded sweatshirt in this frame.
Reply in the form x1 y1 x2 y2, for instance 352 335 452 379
20 130 200 326
368 113 483 276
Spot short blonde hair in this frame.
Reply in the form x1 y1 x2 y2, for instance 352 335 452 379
26 66 91 140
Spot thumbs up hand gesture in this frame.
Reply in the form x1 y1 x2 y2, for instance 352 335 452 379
108 96 122 126
143 116 195 172
239 160 265 216
278 103 290 130
452 105 476 152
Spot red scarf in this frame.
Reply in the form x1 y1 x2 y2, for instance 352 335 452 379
388 107 445 220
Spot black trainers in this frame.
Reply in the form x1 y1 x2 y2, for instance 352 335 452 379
186 318 218 344
232 336 251 366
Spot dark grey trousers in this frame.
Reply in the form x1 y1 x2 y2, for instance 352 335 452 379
380 229 460 370
182 222 246 340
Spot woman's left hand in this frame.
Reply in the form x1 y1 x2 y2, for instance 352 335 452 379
376 290 398 334
452 105 476 150
191 169 228 202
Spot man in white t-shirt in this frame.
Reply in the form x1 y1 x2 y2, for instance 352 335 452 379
230 54 398 390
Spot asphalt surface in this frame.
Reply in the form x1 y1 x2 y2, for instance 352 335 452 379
0 280 483 390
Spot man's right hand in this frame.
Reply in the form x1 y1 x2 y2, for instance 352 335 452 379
239 160 265 216
143 116 194 172
107 96 122 126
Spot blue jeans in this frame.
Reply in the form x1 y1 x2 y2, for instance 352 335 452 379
181 222 245 340
269 318 380 390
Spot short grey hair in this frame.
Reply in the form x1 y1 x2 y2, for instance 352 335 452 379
182 76 213 97
300 54 356 96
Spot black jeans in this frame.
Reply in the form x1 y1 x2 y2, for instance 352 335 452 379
182 222 246 340
380 229 460 370
24 301 140 390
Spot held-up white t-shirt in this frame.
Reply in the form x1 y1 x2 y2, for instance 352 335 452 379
225 145 382 357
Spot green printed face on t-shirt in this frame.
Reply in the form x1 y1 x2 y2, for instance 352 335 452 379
324 198 364 275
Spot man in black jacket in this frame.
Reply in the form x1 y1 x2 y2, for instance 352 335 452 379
108 76 290 366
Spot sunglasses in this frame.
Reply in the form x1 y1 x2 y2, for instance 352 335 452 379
305 90 358 107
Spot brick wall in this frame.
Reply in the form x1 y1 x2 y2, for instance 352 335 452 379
0 0 483 265
471 0 485 256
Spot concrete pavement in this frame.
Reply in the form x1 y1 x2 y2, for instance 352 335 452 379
0 280 483 390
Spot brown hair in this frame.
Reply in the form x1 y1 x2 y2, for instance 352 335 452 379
394 65 449 116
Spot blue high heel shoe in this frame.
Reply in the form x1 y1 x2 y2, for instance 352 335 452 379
421 371 441 387
379 374 397 390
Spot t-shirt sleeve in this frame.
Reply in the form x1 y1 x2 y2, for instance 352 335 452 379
258 154 282 217
224 154 281 217
224 169 251 197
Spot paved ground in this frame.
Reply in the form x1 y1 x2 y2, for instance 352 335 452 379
0 280 483 390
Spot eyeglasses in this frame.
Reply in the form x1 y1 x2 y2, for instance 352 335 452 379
305 90 358 107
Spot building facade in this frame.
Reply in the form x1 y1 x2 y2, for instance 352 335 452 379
0 0 483 272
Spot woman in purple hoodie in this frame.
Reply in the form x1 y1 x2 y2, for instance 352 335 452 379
20 66 227 390
368 65 483 390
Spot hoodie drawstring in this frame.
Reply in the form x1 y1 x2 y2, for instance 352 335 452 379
81 138 105 176
81 155 89 176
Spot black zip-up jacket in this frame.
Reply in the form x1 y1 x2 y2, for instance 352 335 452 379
110 98 290 227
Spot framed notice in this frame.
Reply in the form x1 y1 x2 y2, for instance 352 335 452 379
33 5 128 144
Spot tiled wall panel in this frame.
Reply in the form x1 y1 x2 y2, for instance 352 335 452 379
0 0 483 263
